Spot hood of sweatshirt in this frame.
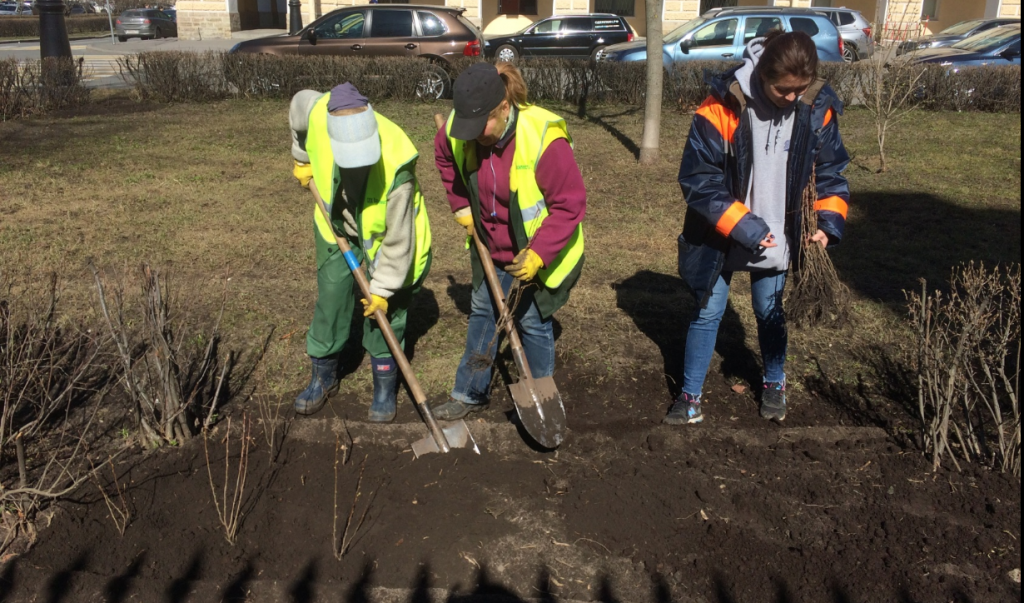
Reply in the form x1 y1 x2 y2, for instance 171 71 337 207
723 37 797 274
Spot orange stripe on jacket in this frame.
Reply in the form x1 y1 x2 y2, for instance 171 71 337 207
716 201 750 237
822 108 834 128
696 97 740 144
814 196 848 219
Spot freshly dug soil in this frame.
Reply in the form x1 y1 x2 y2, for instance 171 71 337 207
2 362 1020 603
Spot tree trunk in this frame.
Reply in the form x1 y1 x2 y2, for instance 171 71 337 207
639 0 664 165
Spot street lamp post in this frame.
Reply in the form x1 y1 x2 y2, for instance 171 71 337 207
36 0 72 61
288 0 302 35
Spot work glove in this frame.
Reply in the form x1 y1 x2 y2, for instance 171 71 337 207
505 249 543 282
293 160 313 189
454 214 475 237
361 294 388 319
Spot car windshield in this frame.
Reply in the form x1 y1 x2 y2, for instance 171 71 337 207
939 20 984 36
951 25 1020 52
664 17 707 43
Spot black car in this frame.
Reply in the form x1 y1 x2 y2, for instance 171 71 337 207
898 18 1020 55
484 14 635 61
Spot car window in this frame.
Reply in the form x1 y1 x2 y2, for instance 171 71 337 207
371 10 413 37
417 11 446 36
790 17 820 37
665 17 708 43
743 17 781 43
939 20 984 36
315 10 365 39
951 26 1020 52
561 17 593 31
838 12 856 26
692 18 737 47
532 19 563 34
594 18 625 31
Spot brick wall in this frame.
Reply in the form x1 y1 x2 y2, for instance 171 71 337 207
662 0 699 31
177 1 241 40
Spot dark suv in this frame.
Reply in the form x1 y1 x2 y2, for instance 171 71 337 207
484 14 635 61
230 5 483 65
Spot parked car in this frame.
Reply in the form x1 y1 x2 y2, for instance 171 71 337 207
0 2 19 15
115 8 177 41
230 5 482 99
909 23 1021 68
599 7 844 65
898 18 1020 55
483 14 635 62
814 6 873 62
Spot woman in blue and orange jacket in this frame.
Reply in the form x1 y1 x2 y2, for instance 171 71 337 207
669 30 851 426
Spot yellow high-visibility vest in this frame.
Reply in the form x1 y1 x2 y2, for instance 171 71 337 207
446 104 584 289
307 95 431 286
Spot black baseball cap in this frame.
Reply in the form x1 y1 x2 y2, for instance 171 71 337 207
450 63 506 140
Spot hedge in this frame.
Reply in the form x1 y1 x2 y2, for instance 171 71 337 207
0 57 90 120
0 15 111 39
116 51 1021 115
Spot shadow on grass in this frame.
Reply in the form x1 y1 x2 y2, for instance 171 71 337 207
833 191 1021 305
614 270 762 398
583 107 642 160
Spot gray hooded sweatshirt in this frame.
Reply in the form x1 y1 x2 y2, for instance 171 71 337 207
723 38 796 273
289 90 417 300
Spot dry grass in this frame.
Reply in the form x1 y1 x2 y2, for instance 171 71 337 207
0 95 1019 404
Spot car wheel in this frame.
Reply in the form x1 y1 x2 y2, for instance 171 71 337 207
117 35 127 42
590 45 606 63
843 45 857 63
496 44 518 63
415 63 451 101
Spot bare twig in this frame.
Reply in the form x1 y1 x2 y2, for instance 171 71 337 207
90 458 132 536
334 452 376 559
203 414 252 544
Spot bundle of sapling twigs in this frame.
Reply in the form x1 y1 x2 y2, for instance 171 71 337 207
787 171 851 327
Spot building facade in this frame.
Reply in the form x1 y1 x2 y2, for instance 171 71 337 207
176 0 1022 43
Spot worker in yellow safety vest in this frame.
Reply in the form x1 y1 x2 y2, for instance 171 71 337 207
432 63 586 420
289 83 431 420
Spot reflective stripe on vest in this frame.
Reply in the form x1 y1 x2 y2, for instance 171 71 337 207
306 95 432 286
446 105 584 289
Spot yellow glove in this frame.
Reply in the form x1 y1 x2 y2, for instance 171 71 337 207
505 249 544 282
361 294 388 319
454 214 475 237
293 160 313 189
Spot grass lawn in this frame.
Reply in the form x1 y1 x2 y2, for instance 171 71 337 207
0 95 1020 408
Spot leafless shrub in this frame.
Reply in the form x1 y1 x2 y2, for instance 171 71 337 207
916 65 1021 113
0 57 90 121
0 15 109 39
333 443 378 559
203 414 253 545
787 172 851 327
119 52 232 103
0 270 111 553
90 458 132 536
91 263 228 448
907 263 1021 477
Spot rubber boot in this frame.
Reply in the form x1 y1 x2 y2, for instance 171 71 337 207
294 356 339 416
368 357 398 423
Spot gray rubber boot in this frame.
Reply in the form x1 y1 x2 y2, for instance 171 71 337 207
368 357 398 423
294 356 339 416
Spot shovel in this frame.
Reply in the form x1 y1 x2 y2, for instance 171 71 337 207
309 180 477 458
434 113 567 449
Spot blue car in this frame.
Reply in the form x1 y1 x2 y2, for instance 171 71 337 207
598 7 844 65
911 24 1021 67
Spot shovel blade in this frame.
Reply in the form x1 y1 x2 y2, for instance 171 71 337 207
411 419 479 458
509 376 566 449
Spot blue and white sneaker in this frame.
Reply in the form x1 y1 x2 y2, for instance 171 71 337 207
663 392 703 425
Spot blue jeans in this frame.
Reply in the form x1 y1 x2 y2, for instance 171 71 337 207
451 266 555 405
682 270 787 397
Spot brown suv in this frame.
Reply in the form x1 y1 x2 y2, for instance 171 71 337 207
230 5 482 64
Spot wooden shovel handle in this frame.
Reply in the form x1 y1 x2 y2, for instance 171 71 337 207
433 113 535 383
310 179 450 453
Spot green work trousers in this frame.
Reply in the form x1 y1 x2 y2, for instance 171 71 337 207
306 228 415 360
